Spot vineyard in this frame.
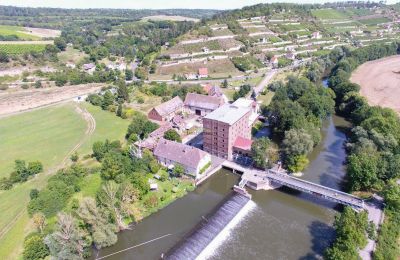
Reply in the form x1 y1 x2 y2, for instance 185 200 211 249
0 44 46 54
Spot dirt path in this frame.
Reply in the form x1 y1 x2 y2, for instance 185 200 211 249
350 55 400 115
0 104 96 241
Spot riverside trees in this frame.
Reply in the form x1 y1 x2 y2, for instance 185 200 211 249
265 76 334 172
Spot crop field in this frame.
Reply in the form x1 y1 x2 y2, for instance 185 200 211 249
359 17 390 25
312 9 349 19
0 102 130 259
0 25 40 40
212 28 234 37
0 43 46 54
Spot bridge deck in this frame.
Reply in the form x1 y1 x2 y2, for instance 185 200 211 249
223 161 364 210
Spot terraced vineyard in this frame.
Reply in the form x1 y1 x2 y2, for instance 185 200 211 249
0 44 46 54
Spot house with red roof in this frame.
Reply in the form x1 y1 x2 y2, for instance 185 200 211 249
198 67 208 79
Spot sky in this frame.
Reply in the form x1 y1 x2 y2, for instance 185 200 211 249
2 0 397 10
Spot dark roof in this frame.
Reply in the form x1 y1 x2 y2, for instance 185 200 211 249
184 93 224 111
153 96 183 117
154 139 209 169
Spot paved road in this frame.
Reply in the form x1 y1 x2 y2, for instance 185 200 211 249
254 69 278 96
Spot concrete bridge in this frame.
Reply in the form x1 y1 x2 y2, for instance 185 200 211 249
222 161 365 211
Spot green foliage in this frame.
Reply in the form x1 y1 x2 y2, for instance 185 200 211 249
100 151 134 180
231 56 263 72
92 139 121 161
233 84 251 101
163 129 182 143
173 164 185 177
126 112 158 139
23 234 49 260
325 207 368 260
251 137 271 169
0 44 46 55
0 160 43 190
28 164 88 217
286 155 309 173
282 129 314 157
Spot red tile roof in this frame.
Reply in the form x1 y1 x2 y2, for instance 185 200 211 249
233 136 253 151
198 67 208 76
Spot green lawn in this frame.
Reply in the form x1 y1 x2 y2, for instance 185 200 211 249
0 102 130 260
0 25 40 40
257 91 275 106
57 46 88 64
0 103 87 178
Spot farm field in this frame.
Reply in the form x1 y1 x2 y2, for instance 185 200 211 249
0 102 130 260
0 43 46 54
0 25 40 40
311 8 349 19
350 55 400 115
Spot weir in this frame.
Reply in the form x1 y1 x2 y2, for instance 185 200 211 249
163 192 251 260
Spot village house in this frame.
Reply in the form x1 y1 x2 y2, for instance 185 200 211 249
153 139 212 178
198 67 208 79
286 51 296 60
83 63 96 74
184 93 225 116
270 56 279 68
148 96 184 122
311 31 322 39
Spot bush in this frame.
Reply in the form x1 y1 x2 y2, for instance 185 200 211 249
144 194 159 209
23 234 49 260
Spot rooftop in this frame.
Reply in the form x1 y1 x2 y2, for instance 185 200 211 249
233 136 253 151
153 96 183 117
154 139 209 169
204 104 250 125
184 93 224 110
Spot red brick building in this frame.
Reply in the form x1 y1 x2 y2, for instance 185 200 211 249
203 104 252 160
148 96 183 122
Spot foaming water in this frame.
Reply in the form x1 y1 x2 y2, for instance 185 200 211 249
196 200 257 260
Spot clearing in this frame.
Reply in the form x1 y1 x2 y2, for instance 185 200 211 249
0 83 104 117
0 102 130 259
0 25 40 41
350 55 400 114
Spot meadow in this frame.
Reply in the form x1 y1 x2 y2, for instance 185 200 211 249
311 8 349 19
0 102 130 260
0 25 40 40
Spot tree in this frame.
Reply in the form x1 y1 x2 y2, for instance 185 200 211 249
382 182 400 211
77 197 117 249
30 189 39 200
125 69 133 81
347 150 380 191
45 213 87 260
251 137 271 169
97 181 128 230
70 152 79 162
34 80 42 88
163 129 182 142
32 212 46 233
27 161 43 175
101 90 114 110
282 129 314 157
221 79 228 88
286 155 309 173
100 151 133 180
23 234 49 260
116 104 123 117
173 164 185 177
54 38 67 51
117 83 129 102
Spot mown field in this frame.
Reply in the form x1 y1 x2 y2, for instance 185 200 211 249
0 43 46 54
0 25 40 40
0 102 131 260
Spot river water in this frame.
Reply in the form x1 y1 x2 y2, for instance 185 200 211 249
95 114 350 260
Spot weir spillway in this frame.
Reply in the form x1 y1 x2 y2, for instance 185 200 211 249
164 193 251 260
